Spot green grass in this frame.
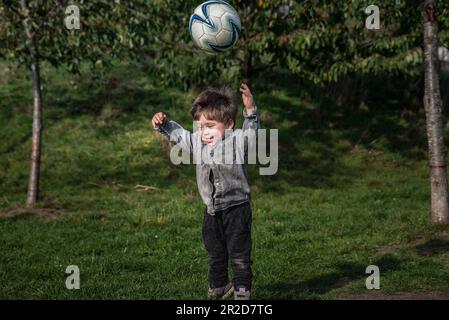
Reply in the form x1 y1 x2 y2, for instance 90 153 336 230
1 61 449 299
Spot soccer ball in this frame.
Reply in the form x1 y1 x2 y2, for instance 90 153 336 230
189 1 241 53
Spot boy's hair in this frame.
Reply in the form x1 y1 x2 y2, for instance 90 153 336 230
190 87 237 127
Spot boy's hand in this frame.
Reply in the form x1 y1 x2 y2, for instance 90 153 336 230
240 83 255 116
152 112 167 129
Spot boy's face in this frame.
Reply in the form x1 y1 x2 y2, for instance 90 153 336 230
196 114 233 146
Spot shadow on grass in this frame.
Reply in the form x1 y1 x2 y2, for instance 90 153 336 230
47 82 188 122
415 239 449 257
41 66 427 193
258 255 403 299
255 69 428 161
2 64 431 197
244 70 431 193
250 93 359 192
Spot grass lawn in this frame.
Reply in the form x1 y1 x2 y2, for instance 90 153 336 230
1 61 449 299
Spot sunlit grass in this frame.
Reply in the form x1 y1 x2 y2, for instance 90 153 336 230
1 61 448 299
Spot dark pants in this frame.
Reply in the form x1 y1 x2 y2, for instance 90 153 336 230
202 202 253 291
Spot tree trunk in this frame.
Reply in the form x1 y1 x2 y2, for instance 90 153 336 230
20 0 43 208
242 50 253 86
422 0 449 223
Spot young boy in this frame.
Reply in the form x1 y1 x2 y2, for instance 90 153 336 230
151 83 259 300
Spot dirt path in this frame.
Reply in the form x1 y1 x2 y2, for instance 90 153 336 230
0 205 61 219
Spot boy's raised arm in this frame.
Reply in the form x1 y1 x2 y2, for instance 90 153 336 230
240 83 260 131
242 106 260 131
152 112 193 153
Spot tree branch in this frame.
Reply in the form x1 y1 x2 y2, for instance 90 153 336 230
38 0 69 29
154 35 202 54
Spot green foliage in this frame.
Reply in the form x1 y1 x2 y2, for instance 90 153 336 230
0 0 156 73
142 0 449 87
285 0 449 84
2 1 449 87
140 0 294 88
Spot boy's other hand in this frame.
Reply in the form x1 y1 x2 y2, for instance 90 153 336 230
152 112 167 129
240 83 255 116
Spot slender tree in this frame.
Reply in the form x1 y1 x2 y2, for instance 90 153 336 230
423 0 449 223
18 0 42 207
0 0 155 208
